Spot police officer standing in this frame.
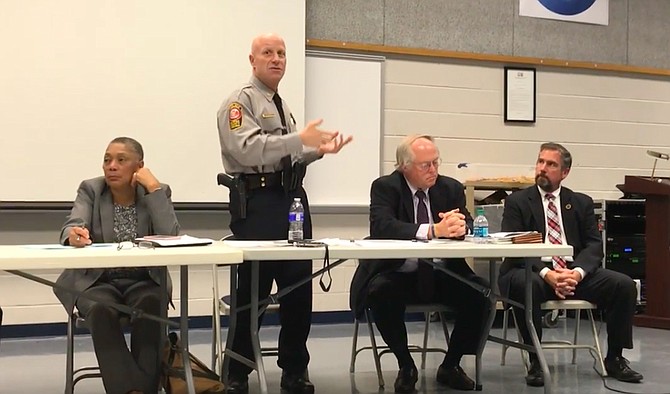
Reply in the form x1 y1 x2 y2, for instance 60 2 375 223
217 33 352 394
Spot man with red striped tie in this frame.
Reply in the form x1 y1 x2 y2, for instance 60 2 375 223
498 142 643 387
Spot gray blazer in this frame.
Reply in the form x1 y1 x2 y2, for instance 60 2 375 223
54 176 180 313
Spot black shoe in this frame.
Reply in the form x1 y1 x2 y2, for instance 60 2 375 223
280 371 315 394
525 360 544 387
436 364 475 391
225 374 249 394
394 366 418 394
605 356 643 383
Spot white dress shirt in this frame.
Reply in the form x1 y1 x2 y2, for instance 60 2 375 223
538 186 586 280
396 179 433 273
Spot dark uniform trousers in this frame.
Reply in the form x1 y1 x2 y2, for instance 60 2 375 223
499 266 636 355
367 269 490 369
76 278 164 394
228 184 313 377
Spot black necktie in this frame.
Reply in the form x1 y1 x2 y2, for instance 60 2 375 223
415 190 435 301
272 93 293 192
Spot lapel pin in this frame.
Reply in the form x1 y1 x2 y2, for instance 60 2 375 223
565 203 572 210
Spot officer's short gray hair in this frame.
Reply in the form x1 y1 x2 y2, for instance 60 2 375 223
395 134 438 169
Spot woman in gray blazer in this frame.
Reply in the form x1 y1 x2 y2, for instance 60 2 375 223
54 137 179 394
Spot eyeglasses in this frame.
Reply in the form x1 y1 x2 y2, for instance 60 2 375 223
413 158 442 172
117 241 155 251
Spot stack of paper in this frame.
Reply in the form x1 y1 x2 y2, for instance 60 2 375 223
489 231 543 244
135 235 213 247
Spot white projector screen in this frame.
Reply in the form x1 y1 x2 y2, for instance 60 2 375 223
0 0 305 203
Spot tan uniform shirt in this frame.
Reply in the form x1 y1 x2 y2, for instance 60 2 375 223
217 76 320 174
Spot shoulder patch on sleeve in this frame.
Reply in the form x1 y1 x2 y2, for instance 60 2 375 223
228 102 242 131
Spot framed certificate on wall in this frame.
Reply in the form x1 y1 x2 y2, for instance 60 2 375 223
504 67 536 123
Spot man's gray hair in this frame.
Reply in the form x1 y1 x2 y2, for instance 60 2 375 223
395 134 438 169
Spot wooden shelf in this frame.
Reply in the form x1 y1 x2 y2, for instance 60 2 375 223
464 180 534 214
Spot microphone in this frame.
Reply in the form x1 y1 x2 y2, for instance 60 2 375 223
647 150 670 160
647 150 670 180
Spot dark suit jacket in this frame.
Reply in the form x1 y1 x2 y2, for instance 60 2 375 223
54 176 180 313
498 185 603 282
349 170 474 318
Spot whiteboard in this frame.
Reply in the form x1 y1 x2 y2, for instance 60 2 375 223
303 52 384 206
0 0 305 203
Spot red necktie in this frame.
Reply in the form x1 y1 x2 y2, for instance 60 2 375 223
415 190 435 301
545 193 567 269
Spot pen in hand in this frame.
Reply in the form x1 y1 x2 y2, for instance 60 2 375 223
74 224 92 246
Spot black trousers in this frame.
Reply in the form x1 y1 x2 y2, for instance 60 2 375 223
498 267 636 356
228 185 313 377
366 267 490 370
76 278 164 394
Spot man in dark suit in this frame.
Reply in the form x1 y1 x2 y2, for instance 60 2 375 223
498 142 643 387
350 135 489 393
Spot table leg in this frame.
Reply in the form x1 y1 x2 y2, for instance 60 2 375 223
180 265 196 394
474 259 499 391
250 260 268 394
222 265 238 382
158 268 168 392
524 259 552 394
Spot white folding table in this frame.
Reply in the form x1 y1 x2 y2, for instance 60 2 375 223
219 240 572 394
0 243 243 394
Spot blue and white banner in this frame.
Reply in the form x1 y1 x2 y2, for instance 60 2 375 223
519 0 609 25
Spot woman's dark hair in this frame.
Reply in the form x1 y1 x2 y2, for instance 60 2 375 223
110 137 144 160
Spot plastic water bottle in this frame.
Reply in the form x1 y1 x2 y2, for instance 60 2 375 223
288 197 304 242
473 207 489 243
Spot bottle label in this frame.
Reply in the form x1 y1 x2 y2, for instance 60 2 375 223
289 212 303 222
474 226 489 237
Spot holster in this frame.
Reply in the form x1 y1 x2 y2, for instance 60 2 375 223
289 161 307 192
216 173 247 219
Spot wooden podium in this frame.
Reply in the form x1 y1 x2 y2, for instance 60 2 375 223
624 176 670 329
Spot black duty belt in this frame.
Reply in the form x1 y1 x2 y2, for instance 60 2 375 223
243 172 283 191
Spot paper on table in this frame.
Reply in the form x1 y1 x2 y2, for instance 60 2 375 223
489 231 535 238
315 238 355 246
354 239 431 248
135 234 213 247
22 244 74 250
223 240 294 248
23 243 122 250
